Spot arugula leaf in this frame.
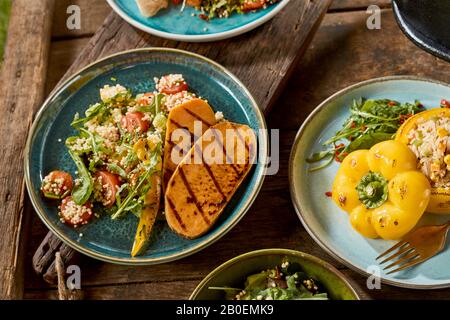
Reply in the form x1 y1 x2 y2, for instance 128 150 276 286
307 98 424 171
67 149 93 205
71 103 105 127
107 163 127 179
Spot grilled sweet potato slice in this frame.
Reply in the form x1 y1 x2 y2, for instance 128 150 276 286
165 121 257 239
163 98 216 190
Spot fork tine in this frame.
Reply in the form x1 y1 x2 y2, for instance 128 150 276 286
376 241 408 260
378 243 411 264
386 256 424 275
379 244 412 265
383 250 419 270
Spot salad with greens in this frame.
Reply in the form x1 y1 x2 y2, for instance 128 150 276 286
194 0 280 19
138 0 280 20
210 259 329 300
307 98 424 171
40 74 200 256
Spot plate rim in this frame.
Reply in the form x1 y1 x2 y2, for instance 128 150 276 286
288 75 450 289
106 0 291 42
189 248 362 300
24 47 268 265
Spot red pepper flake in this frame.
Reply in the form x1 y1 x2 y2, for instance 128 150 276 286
334 143 346 162
388 101 397 106
350 121 356 128
199 14 209 21
399 114 412 124
325 191 333 198
441 99 450 108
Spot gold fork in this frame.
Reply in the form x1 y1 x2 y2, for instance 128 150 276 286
376 221 450 274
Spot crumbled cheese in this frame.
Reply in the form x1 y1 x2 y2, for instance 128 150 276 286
147 132 161 151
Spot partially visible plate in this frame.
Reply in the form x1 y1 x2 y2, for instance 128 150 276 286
190 249 361 300
393 0 450 62
289 76 450 289
25 48 268 265
106 0 291 42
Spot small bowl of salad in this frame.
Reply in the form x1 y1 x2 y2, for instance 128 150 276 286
190 249 361 300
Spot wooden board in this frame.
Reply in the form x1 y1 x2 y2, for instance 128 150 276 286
0 0 54 299
24 6 450 300
56 0 332 114
28 0 332 295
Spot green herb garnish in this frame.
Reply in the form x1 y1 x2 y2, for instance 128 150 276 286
308 98 423 171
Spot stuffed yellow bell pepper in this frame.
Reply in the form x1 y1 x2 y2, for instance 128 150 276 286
332 140 431 240
396 107 450 214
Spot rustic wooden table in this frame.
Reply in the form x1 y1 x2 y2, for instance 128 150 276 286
8 0 450 299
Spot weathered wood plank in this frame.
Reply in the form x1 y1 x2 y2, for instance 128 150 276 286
0 0 54 299
55 0 332 114
269 9 450 130
45 37 90 94
24 280 200 300
29 0 332 286
23 270 450 300
330 0 391 11
49 0 391 40
25 6 450 300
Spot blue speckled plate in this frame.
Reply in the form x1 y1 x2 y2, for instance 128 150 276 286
289 76 450 289
25 48 268 265
106 0 291 42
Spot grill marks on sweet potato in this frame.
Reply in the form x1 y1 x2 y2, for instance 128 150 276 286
163 99 216 190
165 121 256 239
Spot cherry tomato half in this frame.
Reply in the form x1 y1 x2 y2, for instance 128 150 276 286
121 112 150 133
95 171 120 207
242 0 266 12
60 196 93 227
159 79 188 95
41 170 73 199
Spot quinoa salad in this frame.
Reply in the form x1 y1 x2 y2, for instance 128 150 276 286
407 110 450 188
40 74 224 255
136 0 280 20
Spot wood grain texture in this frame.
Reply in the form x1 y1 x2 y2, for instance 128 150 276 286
269 9 450 130
24 3 450 300
53 0 331 114
0 0 54 299
30 0 332 287
330 0 391 11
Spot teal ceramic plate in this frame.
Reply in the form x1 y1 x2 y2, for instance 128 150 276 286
190 249 361 300
25 48 268 265
289 76 450 289
106 0 291 42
